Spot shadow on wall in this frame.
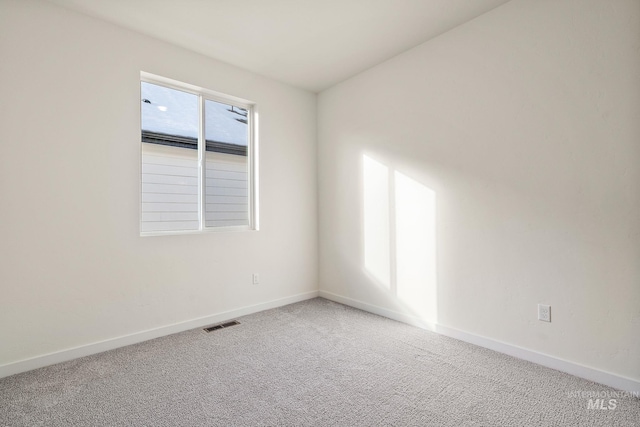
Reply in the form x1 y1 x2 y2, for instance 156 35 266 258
362 154 438 325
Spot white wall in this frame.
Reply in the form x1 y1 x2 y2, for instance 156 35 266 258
0 0 317 367
318 0 640 381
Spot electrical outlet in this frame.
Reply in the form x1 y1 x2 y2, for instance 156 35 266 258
252 273 259 285
538 304 551 322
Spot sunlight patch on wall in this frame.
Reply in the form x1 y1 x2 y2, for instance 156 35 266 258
363 155 391 288
395 171 437 323
362 154 437 323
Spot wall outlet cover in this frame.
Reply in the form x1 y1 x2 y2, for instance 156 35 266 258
538 304 551 322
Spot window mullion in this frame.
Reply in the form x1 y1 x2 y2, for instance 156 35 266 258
198 95 206 230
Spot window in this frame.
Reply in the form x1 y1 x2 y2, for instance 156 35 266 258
140 73 256 234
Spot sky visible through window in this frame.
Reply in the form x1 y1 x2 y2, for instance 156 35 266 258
141 82 248 146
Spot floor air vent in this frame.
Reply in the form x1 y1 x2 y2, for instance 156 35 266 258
204 320 240 333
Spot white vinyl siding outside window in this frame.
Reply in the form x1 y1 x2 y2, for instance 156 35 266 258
140 73 256 235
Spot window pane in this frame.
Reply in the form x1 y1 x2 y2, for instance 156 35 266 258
141 82 198 138
141 82 199 232
204 99 249 228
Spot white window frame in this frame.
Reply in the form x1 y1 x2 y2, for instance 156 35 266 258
140 72 258 236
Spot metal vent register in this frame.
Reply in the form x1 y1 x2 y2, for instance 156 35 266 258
204 320 240 332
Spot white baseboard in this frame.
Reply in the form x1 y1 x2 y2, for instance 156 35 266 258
319 290 640 394
319 290 439 331
0 290 319 379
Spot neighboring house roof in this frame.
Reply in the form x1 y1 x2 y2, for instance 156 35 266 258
141 82 248 147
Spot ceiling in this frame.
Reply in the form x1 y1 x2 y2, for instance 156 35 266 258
46 0 510 92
